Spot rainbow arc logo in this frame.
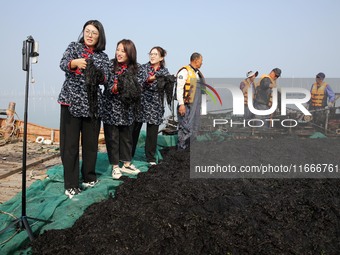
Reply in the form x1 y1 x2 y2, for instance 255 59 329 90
201 83 222 106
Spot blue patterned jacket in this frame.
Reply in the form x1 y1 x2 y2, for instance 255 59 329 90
101 60 143 126
58 42 110 118
136 62 170 125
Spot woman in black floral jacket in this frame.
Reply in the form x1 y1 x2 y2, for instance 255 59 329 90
132 46 171 165
102 39 142 179
58 20 110 199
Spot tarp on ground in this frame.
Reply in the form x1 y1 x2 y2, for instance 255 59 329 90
0 131 177 254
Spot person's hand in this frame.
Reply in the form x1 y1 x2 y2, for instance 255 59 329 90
178 104 186 116
71 58 87 70
328 102 334 108
112 83 118 94
147 75 156 83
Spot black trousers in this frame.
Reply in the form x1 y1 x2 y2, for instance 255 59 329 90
60 105 100 189
104 124 132 165
132 121 159 162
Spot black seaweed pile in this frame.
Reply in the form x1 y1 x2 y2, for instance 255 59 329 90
31 138 340 255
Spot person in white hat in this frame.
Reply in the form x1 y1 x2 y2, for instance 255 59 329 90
240 70 258 119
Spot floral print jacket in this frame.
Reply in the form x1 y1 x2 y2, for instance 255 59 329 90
58 42 110 118
101 60 143 126
136 62 170 125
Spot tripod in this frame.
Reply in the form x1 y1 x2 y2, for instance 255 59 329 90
0 36 51 241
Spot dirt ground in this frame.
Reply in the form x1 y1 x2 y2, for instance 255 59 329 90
0 141 61 203
0 142 107 203
30 137 340 255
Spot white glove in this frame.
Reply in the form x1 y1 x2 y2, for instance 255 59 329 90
328 102 334 108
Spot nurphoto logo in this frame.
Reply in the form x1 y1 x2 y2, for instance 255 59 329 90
199 79 316 129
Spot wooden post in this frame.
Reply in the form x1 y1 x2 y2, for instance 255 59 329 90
4 102 16 139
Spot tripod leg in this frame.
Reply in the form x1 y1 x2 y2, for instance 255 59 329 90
26 216 53 223
21 216 34 241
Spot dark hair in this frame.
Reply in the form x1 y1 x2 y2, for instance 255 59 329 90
190 52 202 62
78 20 106 52
113 39 138 74
149 46 167 67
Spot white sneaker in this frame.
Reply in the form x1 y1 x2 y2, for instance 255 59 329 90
65 188 81 199
121 164 140 175
112 167 122 179
82 180 99 189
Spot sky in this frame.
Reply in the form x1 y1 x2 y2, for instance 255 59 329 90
0 0 339 128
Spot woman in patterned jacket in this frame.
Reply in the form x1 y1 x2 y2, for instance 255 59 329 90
132 46 171 165
102 39 142 179
58 20 110 199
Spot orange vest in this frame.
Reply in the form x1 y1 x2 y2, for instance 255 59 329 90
311 82 327 107
177 65 199 104
241 79 255 105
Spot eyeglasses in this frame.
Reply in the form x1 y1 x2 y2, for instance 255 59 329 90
148 52 159 56
84 29 99 37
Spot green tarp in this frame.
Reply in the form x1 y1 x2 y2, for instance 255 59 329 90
0 132 177 254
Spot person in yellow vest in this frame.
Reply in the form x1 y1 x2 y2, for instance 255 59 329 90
254 68 281 127
309 72 335 127
176 52 204 150
240 70 258 119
